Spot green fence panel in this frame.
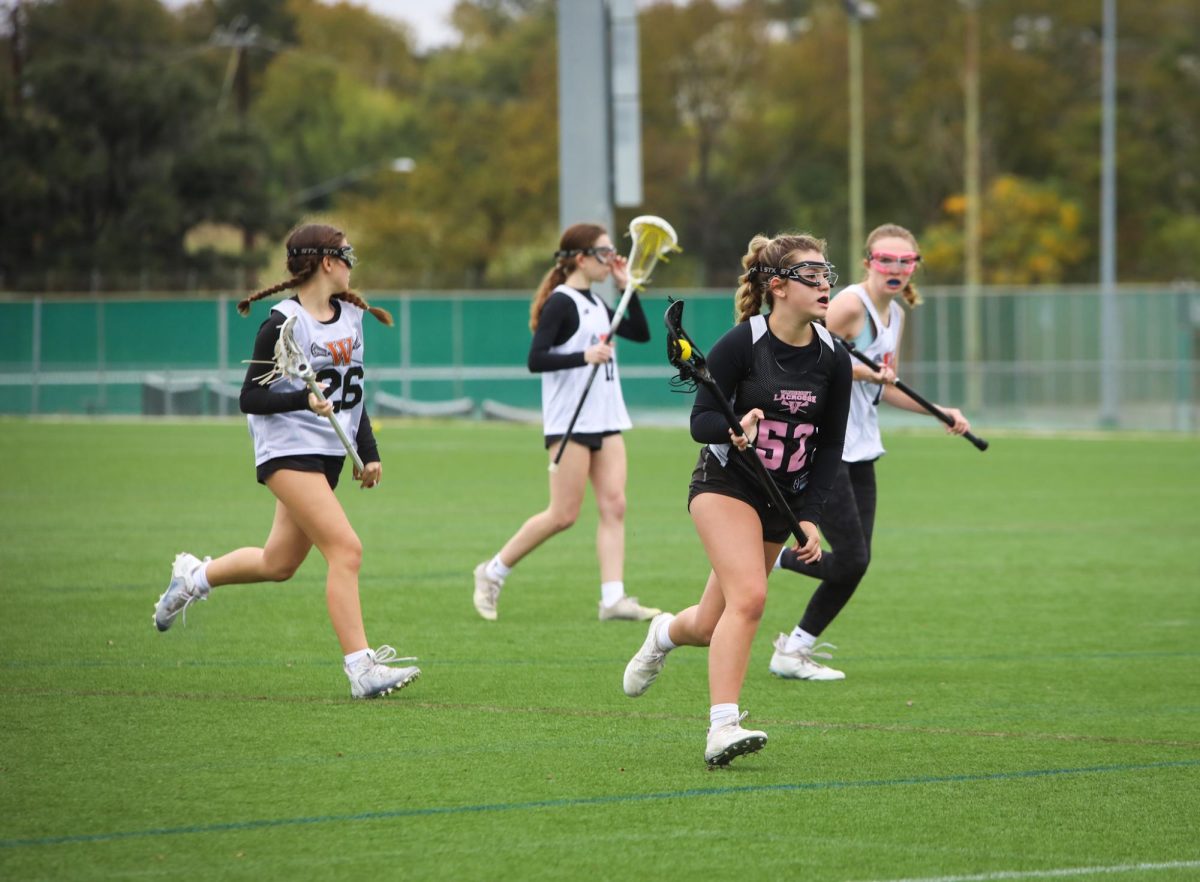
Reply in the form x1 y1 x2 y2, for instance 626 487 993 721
1 287 1195 430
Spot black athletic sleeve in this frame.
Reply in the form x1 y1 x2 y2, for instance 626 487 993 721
610 291 650 343
239 313 310 415
793 344 853 524
689 323 752 443
356 409 380 465
527 291 586 372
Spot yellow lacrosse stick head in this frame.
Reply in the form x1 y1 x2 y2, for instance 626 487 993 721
626 215 682 289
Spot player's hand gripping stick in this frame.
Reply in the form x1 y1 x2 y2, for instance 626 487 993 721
834 335 988 452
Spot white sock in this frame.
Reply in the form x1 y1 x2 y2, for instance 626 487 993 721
710 703 740 730
191 560 212 592
600 581 625 607
653 614 676 651
784 627 817 654
343 648 371 668
772 549 784 571
486 555 512 583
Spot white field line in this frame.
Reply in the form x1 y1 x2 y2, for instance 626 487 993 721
852 860 1200 882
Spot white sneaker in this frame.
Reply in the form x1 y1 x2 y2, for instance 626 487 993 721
153 552 210 632
705 712 768 767
768 633 846 681
623 612 674 697
599 595 662 621
345 646 421 699
473 562 501 621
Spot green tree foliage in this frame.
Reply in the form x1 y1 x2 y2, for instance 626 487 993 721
2 0 1197 291
0 0 283 289
922 176 1088 284
352 0 560 289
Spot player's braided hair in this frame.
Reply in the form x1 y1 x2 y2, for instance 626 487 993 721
864 223 923 308
734 232 827 324
529 222 607 332
237 223 394 326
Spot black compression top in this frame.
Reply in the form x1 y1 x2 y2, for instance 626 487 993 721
527 287 650 373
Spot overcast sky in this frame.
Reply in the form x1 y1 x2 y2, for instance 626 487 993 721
360 0 460 50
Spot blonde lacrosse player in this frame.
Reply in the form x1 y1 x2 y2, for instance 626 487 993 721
622 233 852 767
152 223 420 700
769 224 970 682
473 222 660 622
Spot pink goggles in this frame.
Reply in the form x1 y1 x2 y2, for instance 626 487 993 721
868 251 921 274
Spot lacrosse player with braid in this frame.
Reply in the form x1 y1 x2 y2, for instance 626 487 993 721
622 232 852 767
152 223 420 700
769 223 970 682
473 222 662 623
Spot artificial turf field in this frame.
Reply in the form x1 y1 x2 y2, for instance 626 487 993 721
0 419 1197 881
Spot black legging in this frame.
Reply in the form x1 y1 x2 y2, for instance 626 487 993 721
779 459 878 637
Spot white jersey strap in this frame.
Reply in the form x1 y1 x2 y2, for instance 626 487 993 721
750 312 831 350
813 322 833 351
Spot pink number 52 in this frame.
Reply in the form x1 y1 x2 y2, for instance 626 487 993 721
755 419 815 472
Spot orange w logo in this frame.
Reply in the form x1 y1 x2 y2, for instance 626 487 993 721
326 338 354 365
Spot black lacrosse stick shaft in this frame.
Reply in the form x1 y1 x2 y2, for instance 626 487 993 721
551 361 604 467
834 336 988 452
664 300 813 548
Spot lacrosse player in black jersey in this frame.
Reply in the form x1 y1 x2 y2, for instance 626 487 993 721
152 223 420 700
474 222 662 623
623 233 852 766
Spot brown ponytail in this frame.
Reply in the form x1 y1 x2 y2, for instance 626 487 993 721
238 223 393 325
335 290 394 326
237 269 314 316
734 232 828 323
530 222 607 332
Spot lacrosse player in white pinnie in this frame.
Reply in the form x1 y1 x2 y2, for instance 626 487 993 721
152 223 420 700
770 224 971 683
473 222 662 624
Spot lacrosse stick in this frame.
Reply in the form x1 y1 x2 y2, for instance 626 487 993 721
833 335 988 451
549 215 682 472
663 299 814 548
251 314 366 471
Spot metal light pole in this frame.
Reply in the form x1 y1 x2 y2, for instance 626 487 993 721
1099 0 1120 427
844 2 877 261
556 0 613 235
962 0 983 412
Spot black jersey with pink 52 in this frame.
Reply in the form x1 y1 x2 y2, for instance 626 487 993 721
690 316 852 523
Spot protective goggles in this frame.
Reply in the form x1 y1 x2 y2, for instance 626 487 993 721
868 251 920 273
288 245 358 269
554 245 617 264
751 261 838 288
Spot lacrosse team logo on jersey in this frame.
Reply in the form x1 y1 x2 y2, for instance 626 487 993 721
310 335 361 366
773 389 818 414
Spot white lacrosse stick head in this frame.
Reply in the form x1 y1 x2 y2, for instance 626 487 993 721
625 215 681 289
275 315 315 381
254 314 315 386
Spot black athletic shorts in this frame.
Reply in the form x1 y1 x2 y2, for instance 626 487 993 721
257 453 345 489
687 446 797 543
543 430 620 452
